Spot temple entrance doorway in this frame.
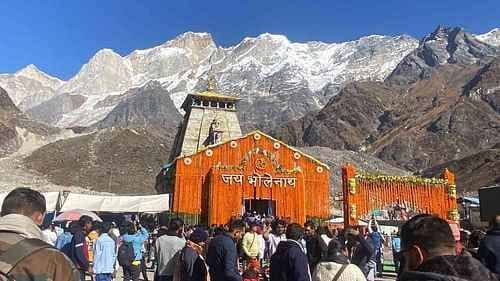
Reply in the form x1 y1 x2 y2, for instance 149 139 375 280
244 199 276 216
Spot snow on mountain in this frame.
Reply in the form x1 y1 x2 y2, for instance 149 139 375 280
15 64 63 89
476 28 500 47
0 64 64 110
217 33 417 92
127 32 216 85
55 91 124 128
206 33 419 129
6 31 420 128
59 49 133 95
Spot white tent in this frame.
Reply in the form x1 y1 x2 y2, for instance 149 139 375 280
60 193 171 213
0 192 60 212
326 217 368 226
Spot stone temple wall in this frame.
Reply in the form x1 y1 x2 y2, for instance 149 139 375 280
179 105 242 156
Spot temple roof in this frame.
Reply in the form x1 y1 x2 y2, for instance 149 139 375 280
181 78 240 110
191 89 240 100
174 130 330 170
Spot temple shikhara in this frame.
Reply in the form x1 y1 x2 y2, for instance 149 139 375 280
156 80 331 225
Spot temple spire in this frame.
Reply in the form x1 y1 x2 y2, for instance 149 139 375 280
171 76 242 159
207 76 217 92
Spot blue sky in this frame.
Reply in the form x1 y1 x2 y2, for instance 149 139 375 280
0 0 498 80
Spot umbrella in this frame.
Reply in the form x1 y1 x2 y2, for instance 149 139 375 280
54 209 102 222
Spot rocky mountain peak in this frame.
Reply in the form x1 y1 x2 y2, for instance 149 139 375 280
14 64 63 89
85 49 128 69
141 79 163 90
126 32 216 85
0 65 62 111
232 33 291 55
424 25 459 41
255 33 290 43
16 64 44 77
163 31 216 50
421 25 495 65
90 81 181 138
387 25 498 85
0 87 19 113
59 48 133 95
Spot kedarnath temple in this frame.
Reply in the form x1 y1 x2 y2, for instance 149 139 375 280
156 80 331 225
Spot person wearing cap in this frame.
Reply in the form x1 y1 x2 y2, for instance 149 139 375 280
178 228 209 281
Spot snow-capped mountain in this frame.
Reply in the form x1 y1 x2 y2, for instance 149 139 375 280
476 28 500 47
0 65 63 110
20 31 420 128
127 32 216 85
3 27 498 130
59 49 133 96
15 64 63 89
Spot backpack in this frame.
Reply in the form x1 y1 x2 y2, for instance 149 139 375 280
0 238 51 281
117 242 135 267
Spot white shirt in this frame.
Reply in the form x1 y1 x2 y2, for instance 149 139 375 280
42 229 58 246
319 234 333 252
257 234 266 259
269 233 286 256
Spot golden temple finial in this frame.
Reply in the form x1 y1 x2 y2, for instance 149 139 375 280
207 76 217 92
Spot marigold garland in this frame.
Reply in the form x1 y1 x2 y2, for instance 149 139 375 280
354 173 447 185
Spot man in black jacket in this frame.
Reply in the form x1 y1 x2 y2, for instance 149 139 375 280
304 221 321 273
398 214 498 281
346 227 375 278
206 219 246 281
479 215 500 276
270 223 311 281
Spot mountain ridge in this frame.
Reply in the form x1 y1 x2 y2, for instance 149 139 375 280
3 27 498 82
2 27 497 131
272 27 500 193
2 31 422 128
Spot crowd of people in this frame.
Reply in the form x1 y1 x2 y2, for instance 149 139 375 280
0 187 500 281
